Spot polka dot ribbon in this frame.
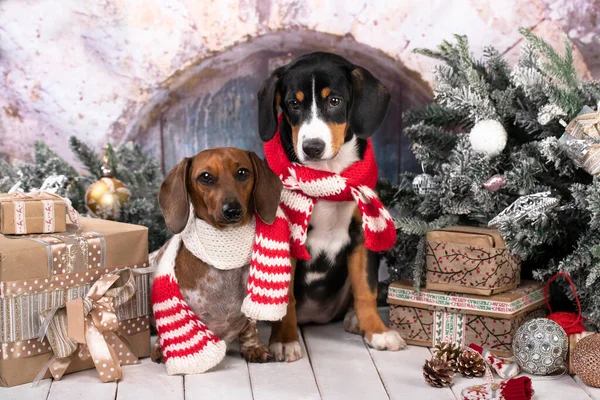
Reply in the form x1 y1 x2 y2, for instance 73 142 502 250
33 267 142 386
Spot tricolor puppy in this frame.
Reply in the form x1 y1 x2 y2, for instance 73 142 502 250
257 52 406 362
151 148 283 366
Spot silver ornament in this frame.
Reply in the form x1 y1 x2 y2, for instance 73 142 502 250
513 318 567 375
412 173 437 197
488 191 559 227
483 175 506 192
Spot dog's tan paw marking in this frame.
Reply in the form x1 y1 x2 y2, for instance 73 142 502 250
365 330 406 351
269 341 302 362
241 344 274 363
343 310 360 334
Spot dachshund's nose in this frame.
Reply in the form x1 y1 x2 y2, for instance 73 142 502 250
222 201 242 222
302 139 326 159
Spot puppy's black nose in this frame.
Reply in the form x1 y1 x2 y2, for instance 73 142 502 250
302 139 326 159
222 201 242 222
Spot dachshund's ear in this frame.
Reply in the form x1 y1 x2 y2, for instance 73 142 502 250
257 67 284 142
248 151 282 224
158 158 191 234
349 66 390 139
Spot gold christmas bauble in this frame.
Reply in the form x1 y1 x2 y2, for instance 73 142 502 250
572 333 600 388
85 176 131 220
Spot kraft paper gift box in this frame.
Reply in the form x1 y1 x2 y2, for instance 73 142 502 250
0 192 72 235
0 217 151 387
425 226 521 296
387 280 547 357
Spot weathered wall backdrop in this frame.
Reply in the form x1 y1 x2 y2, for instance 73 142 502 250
0 0 597 180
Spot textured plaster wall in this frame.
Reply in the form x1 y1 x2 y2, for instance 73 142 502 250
0 0 595 168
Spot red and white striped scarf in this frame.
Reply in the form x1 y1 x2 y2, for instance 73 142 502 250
264 119 396 260
151 208 291 375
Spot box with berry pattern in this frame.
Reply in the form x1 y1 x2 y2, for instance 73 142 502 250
425 226 521 296
388 280 547 357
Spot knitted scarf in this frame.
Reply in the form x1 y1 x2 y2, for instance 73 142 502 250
151 206 291 375
264 118 396 260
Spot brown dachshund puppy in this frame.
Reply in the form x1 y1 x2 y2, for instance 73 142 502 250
151 148 282 363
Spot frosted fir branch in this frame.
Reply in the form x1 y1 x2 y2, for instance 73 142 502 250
69 137 103 180
412 235 427 291
394 214 459 236
403 103 466 128
587 264 600 287
535 137 578 177
537 104 567 126
519 28 578 88
439 86 498 122
483 46 511 90
511 66 548 98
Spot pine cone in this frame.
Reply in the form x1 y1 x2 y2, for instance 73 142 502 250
433 342 462 371
457 349 486 378
423 354 455 388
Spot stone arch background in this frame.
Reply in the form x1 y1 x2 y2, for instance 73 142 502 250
127 31 432 180
0 0 595 174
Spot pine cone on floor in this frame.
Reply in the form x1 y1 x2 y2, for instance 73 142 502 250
457 349 486 378
423 354 455 388
433 342 462 372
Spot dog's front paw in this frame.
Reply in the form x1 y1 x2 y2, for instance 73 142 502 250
269 341 302 362
343 309 360 334
365 329 406 351
241 343 275 363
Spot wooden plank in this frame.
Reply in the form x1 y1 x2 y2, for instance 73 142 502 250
303 321 388 400
48 369 116 400
0 378 52 400
367 308 454 399
248 324 320 400
368 344 454 400
117 356 184 400
184 341 253 400
574 376 600 400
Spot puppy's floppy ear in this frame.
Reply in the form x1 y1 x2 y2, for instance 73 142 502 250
248 151 282 224
349 66 391 139
257 67 283 142
159 157 192 234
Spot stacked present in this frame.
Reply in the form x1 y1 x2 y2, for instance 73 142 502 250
388 226 546 356
0 192 151 387
0 191 80 235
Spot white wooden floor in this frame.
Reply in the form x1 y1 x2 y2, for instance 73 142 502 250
2 311 600 400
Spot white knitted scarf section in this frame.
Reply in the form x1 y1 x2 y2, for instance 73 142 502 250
180 206 255 270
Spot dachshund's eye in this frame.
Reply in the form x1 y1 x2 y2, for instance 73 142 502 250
288 99 300 110
198 172 214 185
329 97 342 107
236 168 250 182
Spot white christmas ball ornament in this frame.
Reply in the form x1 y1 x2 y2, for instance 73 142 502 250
469 119 507 157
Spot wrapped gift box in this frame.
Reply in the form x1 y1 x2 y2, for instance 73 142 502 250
0 217 151 387
425 226 521 296
388 280 546 357
0 193 68 235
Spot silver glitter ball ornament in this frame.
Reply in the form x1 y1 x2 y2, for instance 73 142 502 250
412 173 437 197
483 174 506 192
513 318 567 375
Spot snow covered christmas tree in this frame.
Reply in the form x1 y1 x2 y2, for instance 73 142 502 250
384 28 600 326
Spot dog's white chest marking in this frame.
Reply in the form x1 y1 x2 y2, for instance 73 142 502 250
304 137 360 266
306 200 356 264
